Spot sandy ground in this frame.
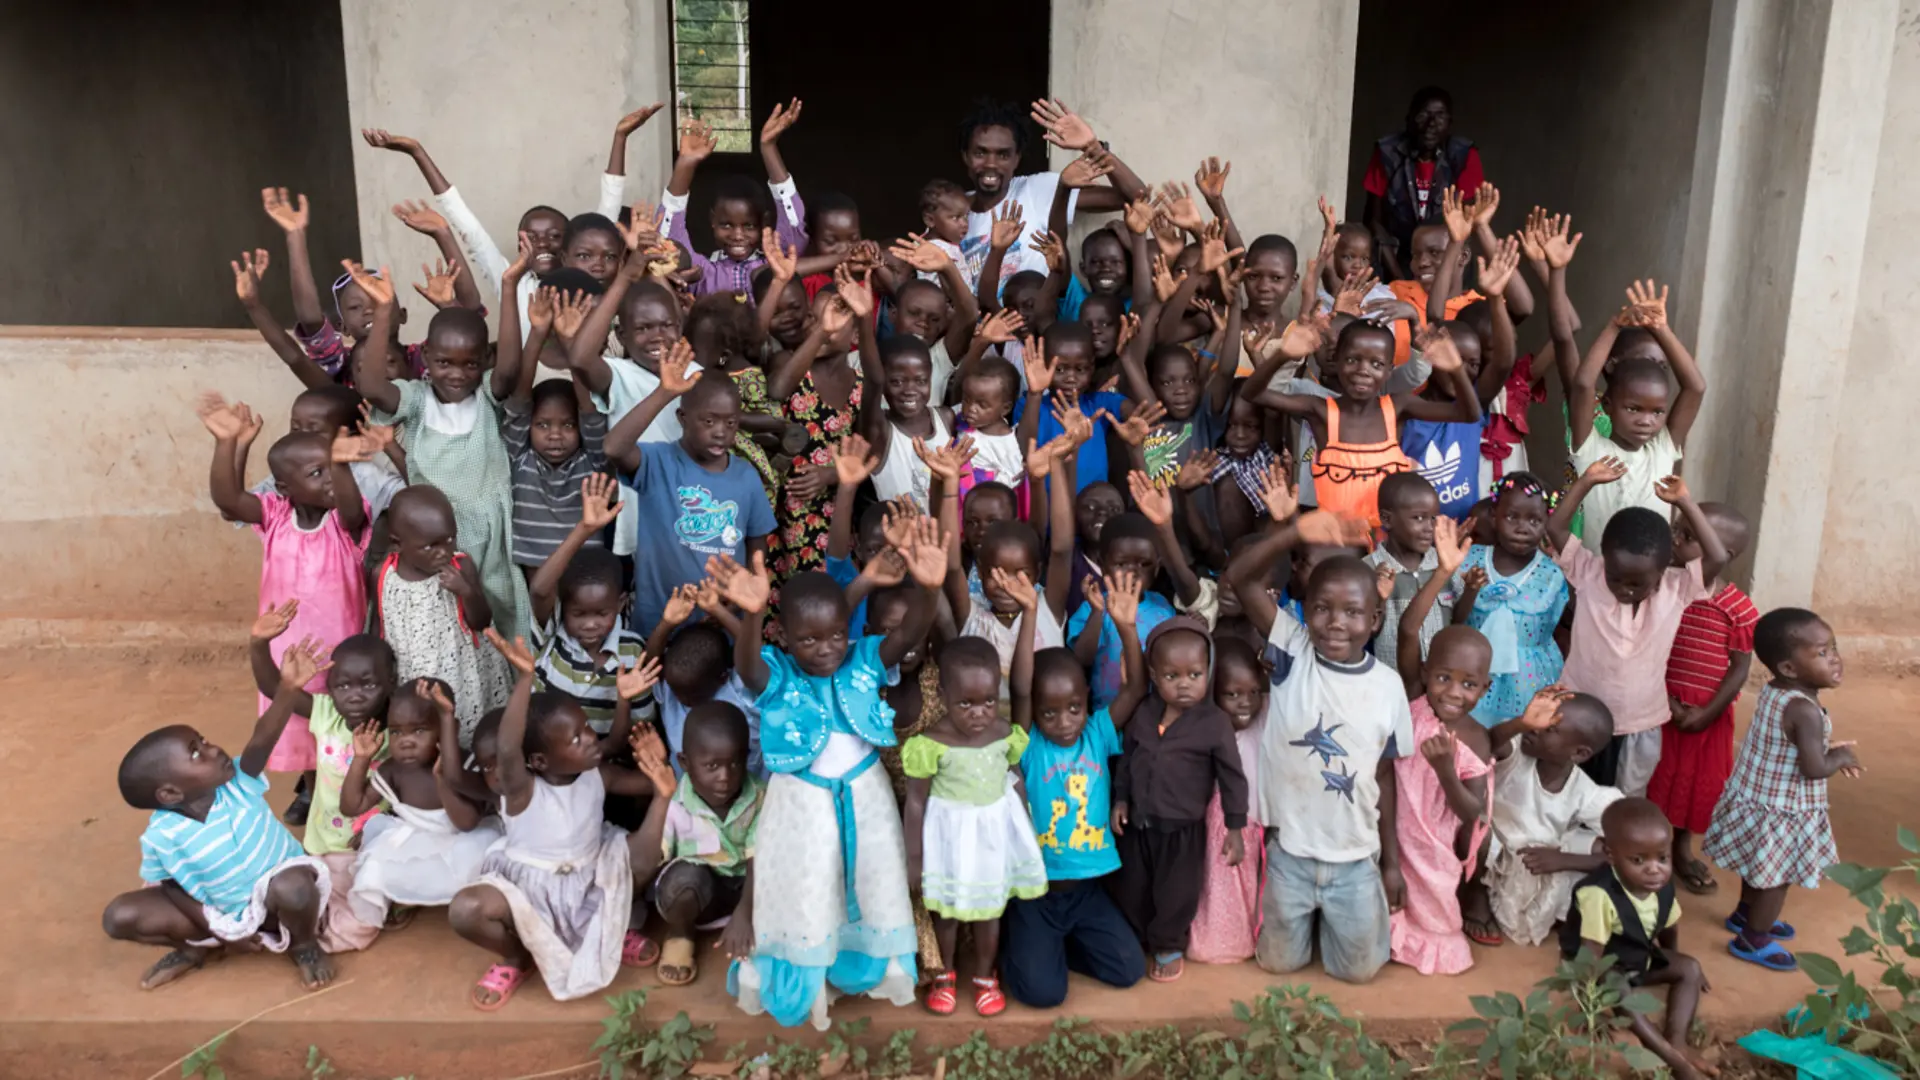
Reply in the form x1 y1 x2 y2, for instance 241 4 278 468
2 646 1913 1078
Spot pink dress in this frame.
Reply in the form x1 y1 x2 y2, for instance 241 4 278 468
1387 697 1491 975
1188 725 1265 964
254 493 370 771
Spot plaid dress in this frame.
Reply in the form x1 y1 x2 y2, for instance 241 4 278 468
1703 685 1838 889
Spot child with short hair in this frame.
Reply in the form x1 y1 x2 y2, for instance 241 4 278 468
649 605 763 779
852 326 957 511
258 186 432 381
1367 471 1449 675
1705 607 1857 973
1013 322 1129 491
659 104 811 297
902 631 1051 1017
1648 504 1758 896
1549 467 1727 795
350 262 533 642
1185 636 1269 965
103 637 338 990
342 678 503 928
710 513 948 1030
1227 492 1407 985
628 701 764 987
202 394 374 825
915 179 973 289
1564 798 1713 1080
372 485 515 744
1454 472 1569 728
449 632 663 1009
885 232 993 408
954 355 1029 496
1567 280 1705 544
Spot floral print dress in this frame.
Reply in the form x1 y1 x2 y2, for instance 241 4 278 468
769 365 861 590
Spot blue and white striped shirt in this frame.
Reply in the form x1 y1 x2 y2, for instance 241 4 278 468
138 770 303 917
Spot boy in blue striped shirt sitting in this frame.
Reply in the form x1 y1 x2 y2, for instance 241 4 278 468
102 638 337 990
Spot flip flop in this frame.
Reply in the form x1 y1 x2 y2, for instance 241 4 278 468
925 971 957 1015
621 930 660 968
1728 935 1798 972
1148 953 1184 983
657 936 697 986
972 976 1006 1017
470 963 528 1011
1724 912 1796 940
1464 917 1505 947
1679 859 1719 895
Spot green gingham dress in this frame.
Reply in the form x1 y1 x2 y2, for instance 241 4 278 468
376 379 530 642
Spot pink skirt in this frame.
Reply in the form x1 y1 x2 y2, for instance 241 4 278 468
1187 792 1264 964
260 693 317 772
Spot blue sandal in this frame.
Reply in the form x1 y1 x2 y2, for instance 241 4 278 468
1725 911 1796 940
1729 935 1799 971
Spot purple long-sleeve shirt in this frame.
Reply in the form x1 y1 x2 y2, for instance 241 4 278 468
660 176 810 297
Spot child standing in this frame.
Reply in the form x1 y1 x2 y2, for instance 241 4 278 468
1705 608 1857 973
1549 467 1727 795
659 106 811 297
1186 636 1268 965
711 513 947 1031
1647 504 1757 895
1110 614 1249 983
1455 472 1568 728
526 475 654 736
901 633 1050 1016
202 395 373 825
1366 472 1449 675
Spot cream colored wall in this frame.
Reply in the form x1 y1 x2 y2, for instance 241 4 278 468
339 0 672 341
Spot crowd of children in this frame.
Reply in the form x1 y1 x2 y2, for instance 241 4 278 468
103 89 1860 1077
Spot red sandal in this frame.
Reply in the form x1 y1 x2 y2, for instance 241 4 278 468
972 975 1006 1017
925 971 957 1015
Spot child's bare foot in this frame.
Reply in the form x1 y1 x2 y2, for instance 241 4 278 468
139 947 209 990
290 942 334 989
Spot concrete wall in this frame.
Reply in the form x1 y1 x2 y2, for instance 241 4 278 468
1815 0 1920 632
1349 0 1711 476
340 0 673 342
1049 0 1359 263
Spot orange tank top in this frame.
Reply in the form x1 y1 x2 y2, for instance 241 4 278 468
1312 397 1413 527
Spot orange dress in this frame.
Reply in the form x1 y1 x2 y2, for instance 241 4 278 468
1312 397 1414 527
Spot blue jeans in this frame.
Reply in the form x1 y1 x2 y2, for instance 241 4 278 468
1254 840 1390 983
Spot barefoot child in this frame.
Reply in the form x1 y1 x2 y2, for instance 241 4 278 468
902 632 1050 1016
342 679 503 928
1705 608 1857 973
527 475 652 736
448 632 663 1009
1647 504 1758 896
1186 636 1268 965
1563 798 1715 1080
103 638 338 991
628 702 764 987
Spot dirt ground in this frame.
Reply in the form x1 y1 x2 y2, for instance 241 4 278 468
2 645 1913 1079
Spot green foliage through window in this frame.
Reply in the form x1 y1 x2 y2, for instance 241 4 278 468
672 1 751 153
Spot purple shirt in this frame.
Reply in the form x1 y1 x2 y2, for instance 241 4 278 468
662 178 809 298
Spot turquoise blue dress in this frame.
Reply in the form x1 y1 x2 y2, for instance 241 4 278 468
1456 546 1569 727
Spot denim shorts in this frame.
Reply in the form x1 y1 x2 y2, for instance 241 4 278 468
1254 840 1390 983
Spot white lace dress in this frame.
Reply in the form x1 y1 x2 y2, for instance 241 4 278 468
348 769 503 925
378 564 513 746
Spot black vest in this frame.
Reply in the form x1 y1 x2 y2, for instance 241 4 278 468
1557 867 1675 977
1373 133 1476 253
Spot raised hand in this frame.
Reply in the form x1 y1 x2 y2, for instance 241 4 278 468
551 289 593 345
1083 576 1107 617
1177 448 1220 492
360 128 422 155
1194 157 1231 200
832 433 880 486
391 199 448 236
1060 149 1115 190
989 200 1025 250
989 566 1039 614
1157 181 1206 234
418 678 455 719
1653 475 1691 506
1114 311 1142 357
485 628 538 677
574 473 623 534
705 551 772 613
279 636 332 690
1470 183 1501 226
414 259 463 307
235 403 265 448
677 117 717 164
1296 510 1372 549
1432 516 1473 574
1541 214 1582 269
978 308 1024 346
261 187 310 233
1123 196 1155 237
1420 729 1459 768
1255 457 1298 521
1053 398 1095 448
616 653 664 702
900 515 953 588
693 576 728 617
1150 252 1187 304
888 233 951 273
1198 219 1243 274
341 260 395 308
662 582 699 626
615 102 665 136
1127 470 1173 525
1333 269 1377 316
759 97 803 143
1625 278 1669 329
356 402 397 455
1280 311 1333 359
1440 186 1472 244
619 203 664 254
1030 98 1099 152
1460 566 1489 593
834 263 875 318
1105 568 1143 628
629 725 678 794
250 598 300 641
1023 340 1059 396
1316 196 1340 265
879 499 921 551
1521 686 1575 731
659 338 701 395
331 425 378 464
1107 400 1165 447
1028 230 1066 274
1475 235 1522 298
1582 456 1628 485
1025 436 1055 481
527 285 557 334
1519 207 1550 263
913 435 975 483
1414 324 1463 373
1374 562 1398 602
350 720 384 760
197 391 244 441
230 247 270 304
860 547 909 588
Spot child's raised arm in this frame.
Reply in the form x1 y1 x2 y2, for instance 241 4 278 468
246 600 312 715
1471 240 1522 407
337 720 386 818
758 98 801 185
1432 187 1473 327
1004 566 1041 731
1044 420 1083 621
1532 214 1584 393
1128 469 1202 607
1397 518 1474 696
606 103 666 202
490 235 540 401
328 428 370 541
1632 280 1706 447
1396 325 1483 424
200 393 266 526
604 339 701 474
1654 476 1729 582
262 187 324 332
918 436 977 621
975 200 1024 315
394 200 485 312
231 249 333 390
1106 569 1149 727
364 128 514 306
1028 100 1148 211
1194 158 1244 254
1241 317 1334 421
1467 185 1533 320
1568 296 1633 452
645 583 701 661
883 516 949 670
624 724 681 887
1547 457 1626 551
1486 686 1574 759
344 262 404 415
530 475 624 629
481 631 541 815
240 636 330 779
710 552 773 694
825 434 878 561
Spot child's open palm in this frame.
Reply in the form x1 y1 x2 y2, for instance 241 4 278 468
693 576 728 618
251 598 300 642
628 725 677 792
1653 475 1691 506
391 199 448 237
341 260 395 308
528 285 557 333
834 264 875 318
879 499 921 550
1255 459 1299 521
415 260 463 307
705 551 772 614
1106 400 1164 447
231 248 269 303
1177 449 1220 492
551 289 593 345
350 720 385 761
888 233 950 273
1541 213 1582 268
759 97 803 144
1023 342 1058 396
1083 576 1107 617
1150 254 1186 303
1415 325 1464 373
1060 149 1114 190
678 118 717 163
1440 186 1472 244
1334 270 1377 316
1030 98 1098 152
616 654 664 702
1025 436 1056 481
763 231 798 279
1199 220 1244 274
1470 183 1501 226
619 205 664 254
261 187 309 233
1106 569 1143 628
1297 510 1371 549
1432 516 1473 575
663 583 699 626
418 678 454 719
1028 230 1066 274
197 391 244 441
483 629 538 676
978 309 1023 346
1582 457 1628 485
1279 312 1331 359
832 433 879 486
1195 157 1232 199
1127 470 1173 525
331 426 379 464
1476 236 1522 298
901 517 952 588
1519 208 1550 263
1157 181 1206 234
235 402 264 448
1053 397 1095 448
579 473 624 531
1374 562 1398 602
860 548 908 588
989 566 1039 614
1625 279 1669 329
1520 686 1574 731
913 435 974 483
660 338 701 394
1123 197 1155 236
280 636 332 690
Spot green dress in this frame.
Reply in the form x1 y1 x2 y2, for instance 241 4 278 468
376 380 530 641
901 727 1049 920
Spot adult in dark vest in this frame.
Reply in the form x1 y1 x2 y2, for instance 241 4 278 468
1362 87 1484 282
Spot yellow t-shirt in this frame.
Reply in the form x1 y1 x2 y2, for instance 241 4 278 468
1576 874 1680 944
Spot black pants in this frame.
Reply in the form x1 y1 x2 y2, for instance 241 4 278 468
1109 820 1207 955
1000 878 1144 1008
1582 733 1624 788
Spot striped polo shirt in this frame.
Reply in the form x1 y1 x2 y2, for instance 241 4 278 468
532 613 657 734
138 770 303 917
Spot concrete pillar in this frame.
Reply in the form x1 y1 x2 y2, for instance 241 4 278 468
1676 0 1896 609
338 0 672 339
1047 0 1359 254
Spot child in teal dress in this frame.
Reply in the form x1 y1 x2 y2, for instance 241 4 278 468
1453 473 1568 726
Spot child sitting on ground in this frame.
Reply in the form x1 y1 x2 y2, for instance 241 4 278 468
372 486 515 743
1705 607 1858 974
1227 492 1406 985
203 394 374 825
902 632 1051 1017
103 638 339 990
1454 472 1568 728
1549 467 1727 794
350 262 533 642
1186 636 1268 965
1563 798 1714 1080
1473 689 1620 948
1647 504 1758 896
343 679 502 929
527 475 653 737
628 701 764 987
449 632 663 1009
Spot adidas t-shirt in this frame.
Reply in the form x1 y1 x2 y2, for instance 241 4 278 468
1400 417 1484 520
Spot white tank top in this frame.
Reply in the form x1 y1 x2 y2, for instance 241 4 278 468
872 409 950 511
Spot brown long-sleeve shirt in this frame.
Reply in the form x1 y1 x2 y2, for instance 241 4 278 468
1113 699 1249 830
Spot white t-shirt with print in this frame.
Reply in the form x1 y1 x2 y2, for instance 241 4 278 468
1257 609 1415 863
962 172 1079 288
